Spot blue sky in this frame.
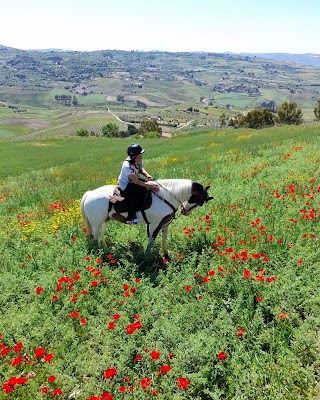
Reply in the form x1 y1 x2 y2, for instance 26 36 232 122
2 0 320 53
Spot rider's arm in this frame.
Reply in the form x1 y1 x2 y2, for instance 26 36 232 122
140 168 153 180
128 174 159 191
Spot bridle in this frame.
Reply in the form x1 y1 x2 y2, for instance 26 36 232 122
154 181 207 217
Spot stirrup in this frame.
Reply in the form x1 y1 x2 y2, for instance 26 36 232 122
126 218 139 224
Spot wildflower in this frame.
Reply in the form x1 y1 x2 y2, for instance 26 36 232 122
70 311 80 318
104 367 117 379
96 257 103 264
113 313 121 320
44 353 54 362
217 351 227 360
48 375 57 382
237 329 244 337
151 350 160 360
12 355 22 366
134 354 142 362
41 386 49 393
36 286 44 294
185 285 192 292
52 388 63 396
177 377 189 390
108 322 116 330
101 392 113 400
140 377 151 390
14 342 22 353
80 318 87 325
119 386 126 393
256 296 263 302
243 270 251 279
35 347 45 358
278 311 288 319
160 365 171 373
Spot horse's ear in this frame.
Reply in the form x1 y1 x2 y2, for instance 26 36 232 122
206 196 214 202
205 185 211 191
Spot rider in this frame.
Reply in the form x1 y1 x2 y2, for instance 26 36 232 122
118 144 159 224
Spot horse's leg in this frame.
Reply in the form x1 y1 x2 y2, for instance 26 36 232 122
161 225 169 259
99 219 109 246
145 223 158 252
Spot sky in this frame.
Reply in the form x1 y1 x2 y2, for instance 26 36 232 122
1 0 320 54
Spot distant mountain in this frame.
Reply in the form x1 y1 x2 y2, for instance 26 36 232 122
27 48 70 52
238 52 320 67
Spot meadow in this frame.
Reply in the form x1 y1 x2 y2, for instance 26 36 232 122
0 124 319 399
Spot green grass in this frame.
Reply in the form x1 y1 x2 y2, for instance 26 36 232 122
0 124 319 399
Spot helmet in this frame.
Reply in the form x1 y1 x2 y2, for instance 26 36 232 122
127 143 145 158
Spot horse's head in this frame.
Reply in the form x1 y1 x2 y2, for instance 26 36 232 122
181 182 213 216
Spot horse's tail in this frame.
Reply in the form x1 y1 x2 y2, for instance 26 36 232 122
80 191 93 238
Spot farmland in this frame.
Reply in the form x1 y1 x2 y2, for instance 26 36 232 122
1 45 320 139
0 123 319 399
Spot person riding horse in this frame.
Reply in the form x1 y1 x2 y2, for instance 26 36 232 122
118 144 159 224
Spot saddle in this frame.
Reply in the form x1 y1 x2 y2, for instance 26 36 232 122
109 186 152 214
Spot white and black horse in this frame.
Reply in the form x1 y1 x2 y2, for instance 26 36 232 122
80 179 213 256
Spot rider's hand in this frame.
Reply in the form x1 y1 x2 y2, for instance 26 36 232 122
147 181 159 192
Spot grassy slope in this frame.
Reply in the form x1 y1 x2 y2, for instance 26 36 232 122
0 125 319 399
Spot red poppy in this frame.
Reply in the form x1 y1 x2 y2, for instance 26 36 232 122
44 353 54 363
177 377 189 390
104 367 117 379
108 322 116 330
217 351 227 360
52 388 63 396
36 286 44 294
35 347 45 358
140 377 151 390
160 365 171 373
80 318 87 325
101 392 113 400
13 342 22 353
70 311 80 318
185 285 192 292
12 355 22 366
243 270 251 279
256 295 263 302
48 375 57 382
151 350 160 360
237 329 244 337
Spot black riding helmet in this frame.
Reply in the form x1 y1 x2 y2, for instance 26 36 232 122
127 143 145 158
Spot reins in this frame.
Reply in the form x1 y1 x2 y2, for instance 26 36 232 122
153 180 188 218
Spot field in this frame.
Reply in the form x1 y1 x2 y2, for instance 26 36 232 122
0 124 319 399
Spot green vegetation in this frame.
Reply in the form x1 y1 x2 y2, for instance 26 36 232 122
0 124 319 399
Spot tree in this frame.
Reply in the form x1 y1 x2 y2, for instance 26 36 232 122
138 119 162 138
219 113 228 127
314 99 320 121
116 94 125 103
72 96 78 106
136 100 147 109
76 129 88 137
277 101 303 125
228 109 276 129
102 123 119 138
127 124 138 136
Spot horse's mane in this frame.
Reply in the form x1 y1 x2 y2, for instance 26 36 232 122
156 179 193 202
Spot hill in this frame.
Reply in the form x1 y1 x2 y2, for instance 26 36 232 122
1 45 320 139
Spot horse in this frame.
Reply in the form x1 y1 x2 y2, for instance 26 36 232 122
80 179 213 257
